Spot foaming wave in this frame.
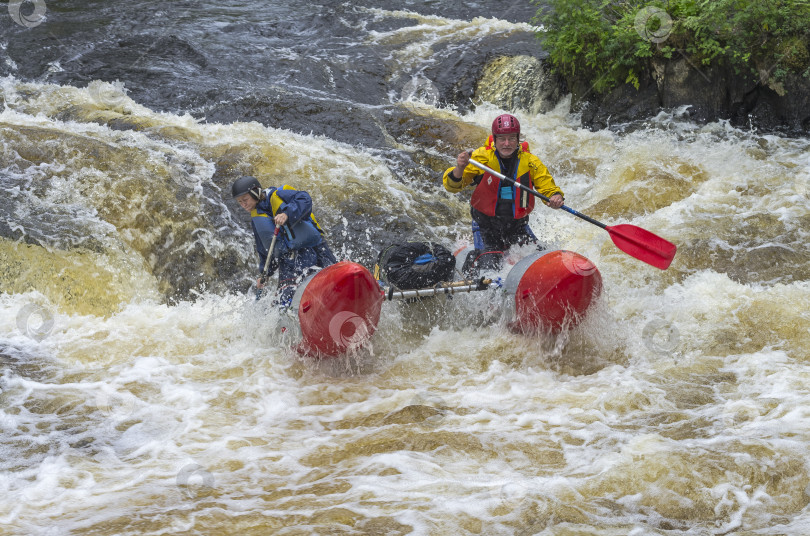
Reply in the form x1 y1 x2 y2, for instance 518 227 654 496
364 8 535 82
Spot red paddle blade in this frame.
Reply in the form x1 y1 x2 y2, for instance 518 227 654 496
606 224 677 270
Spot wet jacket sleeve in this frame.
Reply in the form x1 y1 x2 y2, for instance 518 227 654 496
274 188 313 225
442 147 488 193
527 153 563 201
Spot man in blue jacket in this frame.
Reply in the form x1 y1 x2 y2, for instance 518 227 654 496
232 175 336 304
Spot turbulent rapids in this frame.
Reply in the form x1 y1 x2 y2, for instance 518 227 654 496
2 2 810 536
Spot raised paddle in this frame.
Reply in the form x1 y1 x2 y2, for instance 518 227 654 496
256 227 281 298
465 158 677 270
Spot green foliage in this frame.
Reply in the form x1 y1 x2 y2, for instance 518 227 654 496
533 0 810 93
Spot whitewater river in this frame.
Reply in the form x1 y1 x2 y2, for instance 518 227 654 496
2 1 810 535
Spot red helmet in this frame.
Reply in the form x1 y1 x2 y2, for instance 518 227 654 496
492 114 520 137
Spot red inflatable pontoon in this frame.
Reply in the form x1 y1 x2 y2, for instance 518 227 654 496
283 261 383 358
503 250 602 333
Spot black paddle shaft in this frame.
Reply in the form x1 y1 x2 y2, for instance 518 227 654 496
466 158 608 229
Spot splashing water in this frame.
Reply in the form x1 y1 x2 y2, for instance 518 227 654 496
2 3 810 535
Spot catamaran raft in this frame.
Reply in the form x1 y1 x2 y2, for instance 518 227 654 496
275 159 676 358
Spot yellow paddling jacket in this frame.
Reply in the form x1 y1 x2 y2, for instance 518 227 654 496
443 143 562 219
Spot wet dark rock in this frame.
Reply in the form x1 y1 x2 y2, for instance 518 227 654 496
731 245 809 285
326 197 455 269
654 59 739 122
0 346 58 384
476 55 567 115
576 73 660 131
53 34 212 101
744 72 810 134
381 110 481 158
117 35 208 69
365 16 422 34
382 404 446 426
212 151 252 184
204 93 390 148
425 31 551 113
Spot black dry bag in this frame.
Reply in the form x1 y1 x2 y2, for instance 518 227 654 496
375 242 455 290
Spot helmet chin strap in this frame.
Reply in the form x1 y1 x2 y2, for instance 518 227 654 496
250 187 262 200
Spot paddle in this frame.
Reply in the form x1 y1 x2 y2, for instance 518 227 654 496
256 227 281 298
465 158 677 270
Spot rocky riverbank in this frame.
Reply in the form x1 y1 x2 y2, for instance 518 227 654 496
464 52 810 137
572 58 810 136
437 45 810 137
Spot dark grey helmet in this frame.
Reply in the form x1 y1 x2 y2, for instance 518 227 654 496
231 175 262 199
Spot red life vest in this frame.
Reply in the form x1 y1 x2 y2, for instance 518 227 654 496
470 138 535 219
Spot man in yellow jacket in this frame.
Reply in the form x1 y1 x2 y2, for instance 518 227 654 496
443 114 564 271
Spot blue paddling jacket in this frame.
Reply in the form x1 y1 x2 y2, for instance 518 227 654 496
250 185 324 273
